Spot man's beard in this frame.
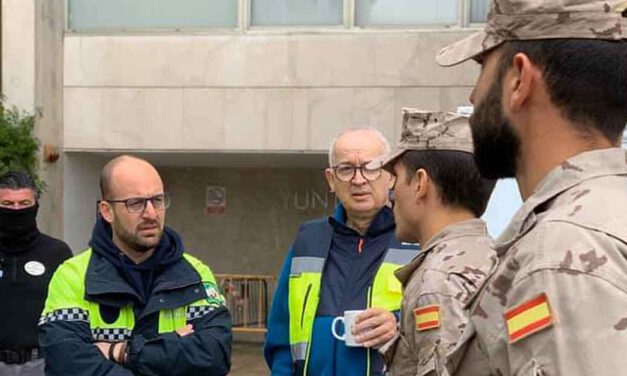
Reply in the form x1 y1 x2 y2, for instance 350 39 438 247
470 71 521 180
114 220 163 253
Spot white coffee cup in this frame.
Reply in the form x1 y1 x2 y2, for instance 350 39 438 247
331 310 365 347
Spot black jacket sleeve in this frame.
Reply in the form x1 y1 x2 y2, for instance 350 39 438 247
39 258 135 376
39 320 135 376
127 306 232 376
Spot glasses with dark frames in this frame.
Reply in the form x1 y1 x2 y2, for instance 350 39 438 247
103 193 171 213
332 163 383 182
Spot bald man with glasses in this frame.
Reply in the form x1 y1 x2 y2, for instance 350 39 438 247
39 155 232 376
265 128 420 376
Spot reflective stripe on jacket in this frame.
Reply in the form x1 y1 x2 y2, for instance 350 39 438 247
288 218 418 375
39 249 232 376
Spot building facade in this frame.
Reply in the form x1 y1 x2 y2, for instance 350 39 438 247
2 0 516 276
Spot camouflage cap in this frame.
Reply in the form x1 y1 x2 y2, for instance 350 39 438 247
437 0 627 67
370 108 473 170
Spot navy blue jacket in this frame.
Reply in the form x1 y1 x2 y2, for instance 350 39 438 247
264 206 418 375
39 219 231 376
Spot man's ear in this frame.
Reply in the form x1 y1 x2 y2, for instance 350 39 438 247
99 200 114 224
414 169 430 202
507 52 537 112
325 168 336 193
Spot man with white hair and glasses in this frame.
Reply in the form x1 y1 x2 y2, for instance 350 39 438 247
265 128 419 376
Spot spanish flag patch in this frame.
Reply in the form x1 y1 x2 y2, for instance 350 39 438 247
505 293 553 343
414 305 440 331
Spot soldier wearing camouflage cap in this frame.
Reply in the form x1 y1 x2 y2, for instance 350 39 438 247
437 0 627 375
373 109 496 376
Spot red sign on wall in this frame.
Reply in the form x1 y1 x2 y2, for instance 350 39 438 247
206 186 226 214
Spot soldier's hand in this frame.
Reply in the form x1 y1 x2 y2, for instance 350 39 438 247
352 308 398 348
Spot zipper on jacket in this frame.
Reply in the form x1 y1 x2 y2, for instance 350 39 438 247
358 238 364 255
300 283 313 329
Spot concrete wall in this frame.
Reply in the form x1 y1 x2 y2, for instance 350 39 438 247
63 31 478 153
161 166 333 275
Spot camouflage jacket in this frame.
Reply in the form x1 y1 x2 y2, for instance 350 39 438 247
456 148 627 375
383 219 495 376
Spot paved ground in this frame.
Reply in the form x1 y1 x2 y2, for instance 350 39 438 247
230 342 268 376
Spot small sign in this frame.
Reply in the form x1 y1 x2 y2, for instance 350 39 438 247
206 186 226 214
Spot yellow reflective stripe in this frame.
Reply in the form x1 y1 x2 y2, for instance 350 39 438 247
157 253 220 334
158 307 187 333
371 262 403 311
41 250 91 316
288 273 321 344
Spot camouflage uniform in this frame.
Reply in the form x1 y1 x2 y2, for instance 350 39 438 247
374 109 496 376
453 149 627 375
436 1 627 375
387 219 495 376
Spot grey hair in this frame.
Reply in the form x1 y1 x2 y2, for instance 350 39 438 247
328 127 391 167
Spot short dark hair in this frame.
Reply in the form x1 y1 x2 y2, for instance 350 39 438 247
498 39 627 142
0 171 39 198
399 150 496 217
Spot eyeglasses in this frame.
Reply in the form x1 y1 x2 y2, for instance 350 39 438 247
104 193 171 213
332 163 383 182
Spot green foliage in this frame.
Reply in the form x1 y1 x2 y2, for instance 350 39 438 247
0 100 44 191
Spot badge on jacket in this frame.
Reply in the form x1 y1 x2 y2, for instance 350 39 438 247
415 304 441 331
505 293 553 344
204 282 225 307
24 261 46 276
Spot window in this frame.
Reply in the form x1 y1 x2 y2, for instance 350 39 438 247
469 0 491 23
67 0 238 31
67 0 490 32
355 0 458 27
251 0 343 26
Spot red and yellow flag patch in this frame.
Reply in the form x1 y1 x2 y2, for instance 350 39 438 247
415 304 440 331
505 293 553 343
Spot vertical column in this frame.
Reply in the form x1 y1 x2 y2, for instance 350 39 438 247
35 0 66 238
1 0 35 110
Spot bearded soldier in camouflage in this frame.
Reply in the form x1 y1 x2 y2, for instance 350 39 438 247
437 0 627 375
371 109 496 376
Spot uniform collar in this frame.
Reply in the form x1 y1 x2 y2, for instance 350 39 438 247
329 205 395 237
496 148 627 254
85 249 201 307
395 218 487 284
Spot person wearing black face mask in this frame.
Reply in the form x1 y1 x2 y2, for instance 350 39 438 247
0 171 72 375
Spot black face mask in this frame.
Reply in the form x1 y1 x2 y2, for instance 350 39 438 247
0 203 40 247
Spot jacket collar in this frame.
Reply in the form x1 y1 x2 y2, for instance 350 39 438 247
329 204 395 237
85 249 201 308
394 219 488 284
496 148 627 254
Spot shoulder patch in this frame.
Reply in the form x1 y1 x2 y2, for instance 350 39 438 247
505 293 553 343
415 305 441 331
203 282 225 307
